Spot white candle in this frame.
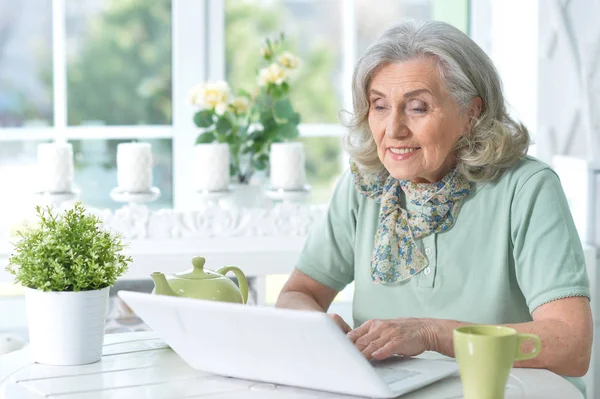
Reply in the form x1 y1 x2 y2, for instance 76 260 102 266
116 142 153 193
194 143 230 192
269 142 307 190
37 142 74 193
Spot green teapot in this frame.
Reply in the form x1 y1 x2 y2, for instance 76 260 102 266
150 256 248 304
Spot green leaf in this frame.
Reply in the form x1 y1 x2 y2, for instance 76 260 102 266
274 123 299 139
248 130 263 141
224 133 238 145
195 131 216 144
215 116 233 134
260 112 277 131
252 153 269 171
273 99 294 122
193 110 214 128
290 112 301 125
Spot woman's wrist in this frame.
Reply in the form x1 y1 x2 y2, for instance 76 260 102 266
420 318 464 356
419 318 439 352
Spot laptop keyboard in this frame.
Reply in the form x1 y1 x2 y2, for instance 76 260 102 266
374 367 421 384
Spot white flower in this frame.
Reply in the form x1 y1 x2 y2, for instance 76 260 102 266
188 81 231 112
214 102 228 116
230 97 250 115
257 63 288 87
278 51 300 69
187 84 205 106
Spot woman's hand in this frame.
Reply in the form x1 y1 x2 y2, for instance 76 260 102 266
347 318 432 360
328 313 352 333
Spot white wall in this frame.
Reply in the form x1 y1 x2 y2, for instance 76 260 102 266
537 0 600 163
471 0 539 139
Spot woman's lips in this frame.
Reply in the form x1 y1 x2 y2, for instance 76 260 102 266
387 147 420 161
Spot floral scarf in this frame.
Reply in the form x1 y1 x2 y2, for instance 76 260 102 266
350 161 473 284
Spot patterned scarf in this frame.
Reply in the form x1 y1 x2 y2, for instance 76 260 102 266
350 161 473 284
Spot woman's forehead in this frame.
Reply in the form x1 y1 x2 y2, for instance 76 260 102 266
369 58 443 95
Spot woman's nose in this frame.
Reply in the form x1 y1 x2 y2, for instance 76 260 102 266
385 113 410 139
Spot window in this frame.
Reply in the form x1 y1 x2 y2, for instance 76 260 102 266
0 0 469 213
0 0 470 309
65 0 172 126
0 0 175 213
0 0 53 126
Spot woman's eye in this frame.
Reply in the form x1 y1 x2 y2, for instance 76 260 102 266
408 101 427 113
371 102 386 111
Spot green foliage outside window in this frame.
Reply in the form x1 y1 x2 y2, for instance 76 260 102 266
66 0 172 126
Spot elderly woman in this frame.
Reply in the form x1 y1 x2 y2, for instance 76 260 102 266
276 20 592 393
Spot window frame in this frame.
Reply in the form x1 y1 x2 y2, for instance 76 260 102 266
0 0 470 209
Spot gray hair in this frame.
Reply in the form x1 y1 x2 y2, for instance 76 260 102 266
342 20 530 182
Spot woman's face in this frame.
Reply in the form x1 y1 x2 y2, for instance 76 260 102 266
367 57 481 183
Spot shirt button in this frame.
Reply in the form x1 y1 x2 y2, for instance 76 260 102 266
425 247 432 256
423 267 431 276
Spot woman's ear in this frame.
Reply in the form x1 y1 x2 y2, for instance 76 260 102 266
466 96 483 131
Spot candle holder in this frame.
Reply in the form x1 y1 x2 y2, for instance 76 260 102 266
35 189 80 207
264 185 311 203
110 187 161 206
195 186 234 203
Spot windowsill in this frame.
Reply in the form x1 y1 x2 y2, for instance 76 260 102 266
0 202 327 284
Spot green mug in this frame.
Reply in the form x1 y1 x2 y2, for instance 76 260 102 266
453 325 541 399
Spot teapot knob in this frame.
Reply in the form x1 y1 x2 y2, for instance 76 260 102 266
192 256 206 270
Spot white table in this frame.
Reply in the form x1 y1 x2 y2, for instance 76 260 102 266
0 332 583 399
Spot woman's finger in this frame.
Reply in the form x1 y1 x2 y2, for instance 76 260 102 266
354 329 382 352
371 339 401 360
361 337 389 360
347 320 374 343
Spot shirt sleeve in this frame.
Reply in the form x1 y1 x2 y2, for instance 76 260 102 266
511 168 591 313
295 171 357 292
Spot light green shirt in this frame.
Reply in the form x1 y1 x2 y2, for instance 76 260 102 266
296 156 590 395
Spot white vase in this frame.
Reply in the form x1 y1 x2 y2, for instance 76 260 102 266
25 286 110 365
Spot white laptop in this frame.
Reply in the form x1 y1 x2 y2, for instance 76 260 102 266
117 291 457 398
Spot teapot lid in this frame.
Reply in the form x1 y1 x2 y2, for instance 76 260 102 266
174 256 221 280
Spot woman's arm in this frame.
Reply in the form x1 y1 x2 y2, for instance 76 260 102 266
276 269 337 311
349 296 592 377
425 296 593 377
276 269 352 332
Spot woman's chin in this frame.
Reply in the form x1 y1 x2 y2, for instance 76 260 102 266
381 159 414 180
386 168 419 182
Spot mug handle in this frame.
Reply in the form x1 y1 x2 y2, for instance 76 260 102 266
515 333 541 361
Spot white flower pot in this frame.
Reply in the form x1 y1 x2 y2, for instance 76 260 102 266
24 286 110 365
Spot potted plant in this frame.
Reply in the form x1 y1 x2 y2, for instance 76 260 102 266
5 202 132 365
189 33 302 185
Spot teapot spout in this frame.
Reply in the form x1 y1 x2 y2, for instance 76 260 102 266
151 272 178 297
